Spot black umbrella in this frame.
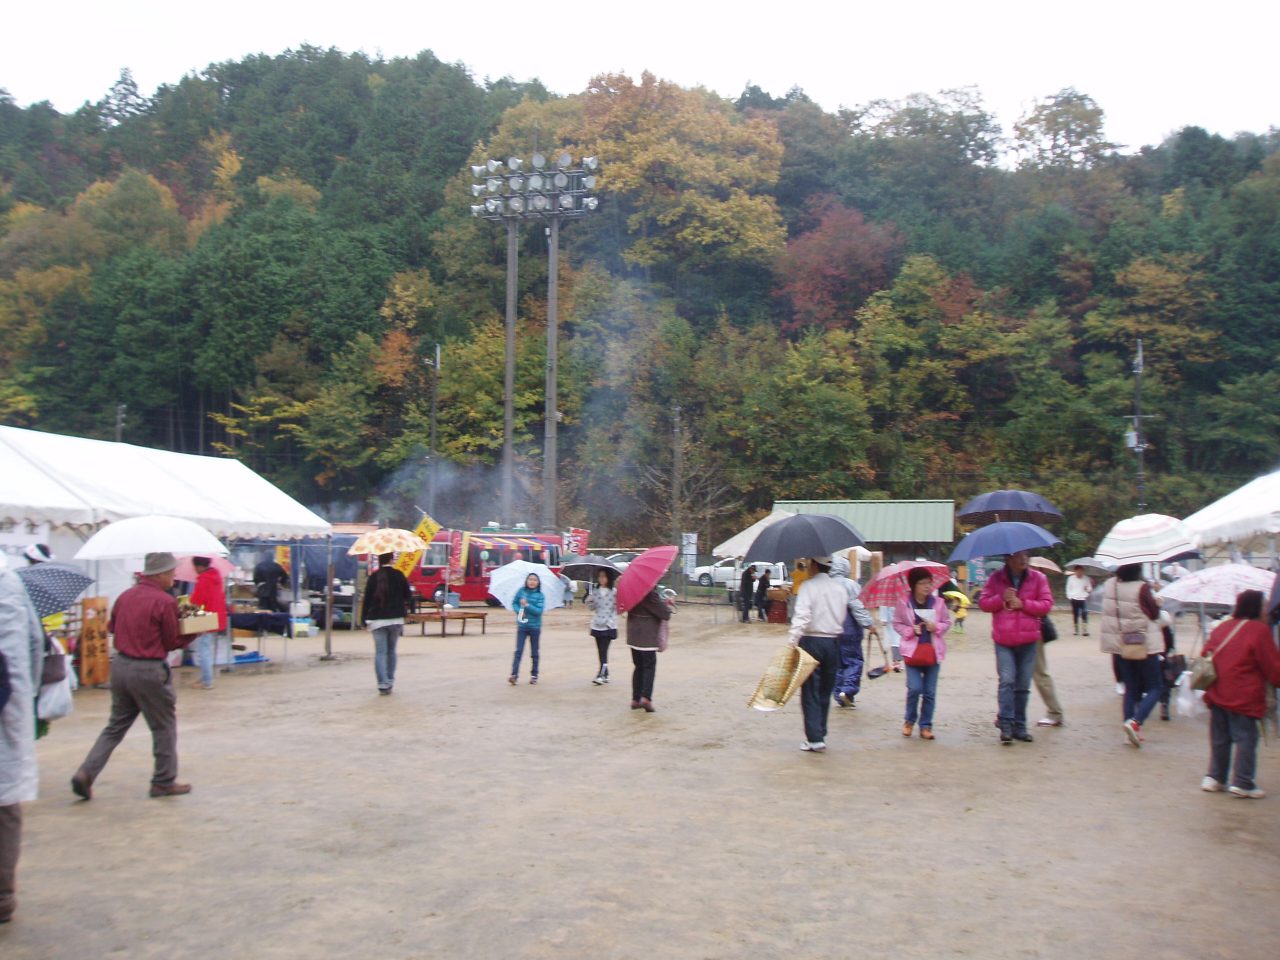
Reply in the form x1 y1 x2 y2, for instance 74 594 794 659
16 562 95 618
956 489 1063 527
947 521 1062 563
560 554 622 581
743 514 865 564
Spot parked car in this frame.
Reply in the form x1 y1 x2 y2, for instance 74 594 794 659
605 552 641 571
690 558 787 589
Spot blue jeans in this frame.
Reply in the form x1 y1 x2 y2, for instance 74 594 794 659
1117 654 1163 725
995 642 1036 733
905 664 939 728
372 624 402 690
1208 705 1260 790
511 625 541 678
194 631 219 686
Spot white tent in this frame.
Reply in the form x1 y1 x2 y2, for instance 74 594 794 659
1183 470 1280 561
713 510 795 557
0 425 331 540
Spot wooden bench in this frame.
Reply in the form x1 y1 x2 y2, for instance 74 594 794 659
405 608 489 636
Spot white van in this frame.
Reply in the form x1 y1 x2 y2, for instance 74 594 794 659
690 558 787 588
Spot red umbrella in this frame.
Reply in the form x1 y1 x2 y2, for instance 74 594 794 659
859 560 950 608
616 545 678 613
174 554 236 582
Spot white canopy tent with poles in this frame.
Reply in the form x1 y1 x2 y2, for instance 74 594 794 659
1182 469 1280 565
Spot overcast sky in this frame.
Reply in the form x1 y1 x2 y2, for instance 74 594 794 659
4 1 1276 154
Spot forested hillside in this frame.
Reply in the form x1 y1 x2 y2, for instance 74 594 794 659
2 47 1278 556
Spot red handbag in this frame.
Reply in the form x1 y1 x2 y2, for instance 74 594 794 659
903 629 937 667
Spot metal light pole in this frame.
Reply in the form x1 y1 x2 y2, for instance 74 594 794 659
469 151 600 533
427 343 440 516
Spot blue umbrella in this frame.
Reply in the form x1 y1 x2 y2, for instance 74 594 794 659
956 489 1063 527
948 521 1062 563
16 562 95 618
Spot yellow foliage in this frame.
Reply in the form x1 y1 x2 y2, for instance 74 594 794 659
256 172 322 209
378 269 436 330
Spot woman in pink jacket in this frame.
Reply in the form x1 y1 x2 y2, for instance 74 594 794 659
893 567 952 740
979 551 1053 744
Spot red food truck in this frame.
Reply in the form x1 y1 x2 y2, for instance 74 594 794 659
406 525 565 604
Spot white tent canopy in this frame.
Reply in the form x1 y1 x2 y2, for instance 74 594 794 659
0 425 331 540
1183 470 1280 559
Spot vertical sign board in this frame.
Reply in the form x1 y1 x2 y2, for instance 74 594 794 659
78 596 111 686
681 533 698 579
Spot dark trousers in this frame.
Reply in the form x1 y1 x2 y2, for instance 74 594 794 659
591 630 613 668
834 632 864 700
1070 599 1088 628
631 648 656 700
1208 705 1260 790
79 655 179 787
798 635 840 743
739 592 752 623
0 803 19 921
511 625 540 678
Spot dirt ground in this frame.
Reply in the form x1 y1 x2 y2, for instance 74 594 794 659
4 602 1279 960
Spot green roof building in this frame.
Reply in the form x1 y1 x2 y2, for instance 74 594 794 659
773 499 955 562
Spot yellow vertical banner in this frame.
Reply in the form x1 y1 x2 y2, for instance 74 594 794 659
394 514 441 576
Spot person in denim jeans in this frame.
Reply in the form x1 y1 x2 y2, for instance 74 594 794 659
509 574 545 684
894 567 952 739
362 553 411 695
979 551 1053 744
188 557 228 689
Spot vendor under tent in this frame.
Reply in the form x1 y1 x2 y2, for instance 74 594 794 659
0 425 331 617
1182 469 1280 563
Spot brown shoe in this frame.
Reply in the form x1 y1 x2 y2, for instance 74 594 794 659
149 782 192 798
640 698 655 713
902 722 914 737
71 769 93 801
920 728 935 740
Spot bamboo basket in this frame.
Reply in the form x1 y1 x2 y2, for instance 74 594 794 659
748 645 819 711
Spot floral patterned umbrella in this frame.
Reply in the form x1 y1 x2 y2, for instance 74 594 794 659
346 528 430 556
1156 564 1275 607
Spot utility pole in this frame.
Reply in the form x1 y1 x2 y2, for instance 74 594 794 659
671 405 683 548
114 404 127 442
428 343 440 517
503 220 517 527
543 218 559 534
1128 338 1149 511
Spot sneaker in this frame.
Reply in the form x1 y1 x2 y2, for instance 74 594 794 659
1123 718 1142 747
835 692 851 708
529 676 538 685
1229 785 1265 799
601 666 609 683
1012 729 1034 742
1200 776 1225 793
508 676 517 685
800 741 826 752
592 671 605 685
1115 682 1125 696
1036 717 1063 727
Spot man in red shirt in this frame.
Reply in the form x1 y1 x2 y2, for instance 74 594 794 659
188 556 228 689
71 552 193 800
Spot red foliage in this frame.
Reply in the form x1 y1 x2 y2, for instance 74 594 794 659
776 196 904 333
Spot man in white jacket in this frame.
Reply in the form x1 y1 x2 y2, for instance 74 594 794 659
788 556 848 752
0 563 45 924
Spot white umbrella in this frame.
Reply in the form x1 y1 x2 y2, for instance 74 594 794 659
1095 514 1198 565
1156 564 1275 607
75 515 228 560
486 559 565 613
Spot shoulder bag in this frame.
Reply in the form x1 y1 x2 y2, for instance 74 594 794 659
1189 620 1244 692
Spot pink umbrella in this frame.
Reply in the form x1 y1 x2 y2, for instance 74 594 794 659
616 545 678 613
860 560 950 608
174 554 236 583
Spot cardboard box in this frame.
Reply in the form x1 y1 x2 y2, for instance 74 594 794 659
180 613 219 635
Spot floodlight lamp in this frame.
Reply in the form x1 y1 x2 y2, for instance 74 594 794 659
531 194 549 211
531 152 546 170
583 156 598 170
556 151 572 169
486 177 503 193
486 158 504 173
528 173 545 191
485 198 502 213
583 175 597 189
558 194 575 210
508 196 526 213
553 172 569 189
508 175 525 192
583 197 599 211
471 183 486 197
507 157 523 171
470 204 485 217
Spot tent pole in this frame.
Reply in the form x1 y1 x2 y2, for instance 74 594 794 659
321 534 335 660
